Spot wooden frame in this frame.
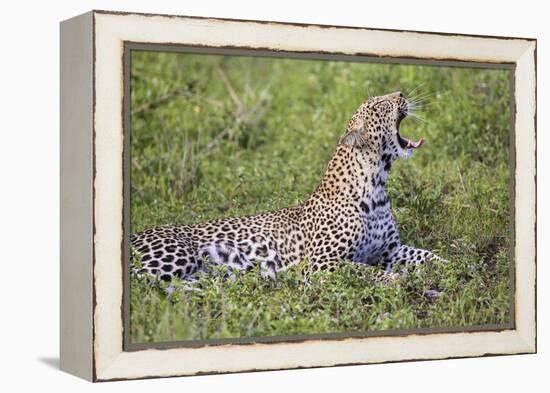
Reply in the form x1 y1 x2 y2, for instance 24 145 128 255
60 10 537 382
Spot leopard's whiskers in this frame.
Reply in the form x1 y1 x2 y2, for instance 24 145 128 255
408 100 435 112
406 88 445 118
408 112 432 126
406 83 425 98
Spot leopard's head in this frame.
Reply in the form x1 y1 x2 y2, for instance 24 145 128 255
339 91 424 160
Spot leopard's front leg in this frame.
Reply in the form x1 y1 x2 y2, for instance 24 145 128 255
384 244 447 272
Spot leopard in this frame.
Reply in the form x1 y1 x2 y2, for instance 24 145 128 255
131 91 446 286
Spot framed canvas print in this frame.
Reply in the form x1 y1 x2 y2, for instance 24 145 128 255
60 10 537 382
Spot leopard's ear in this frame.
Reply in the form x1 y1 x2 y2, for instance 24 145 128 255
339 130 367 148
339 119 366 148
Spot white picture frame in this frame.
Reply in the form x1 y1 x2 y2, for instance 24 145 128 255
60 10 536 382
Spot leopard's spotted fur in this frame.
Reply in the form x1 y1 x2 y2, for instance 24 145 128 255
131 92 445 283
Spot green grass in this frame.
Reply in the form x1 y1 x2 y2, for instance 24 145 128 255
129 51 512 344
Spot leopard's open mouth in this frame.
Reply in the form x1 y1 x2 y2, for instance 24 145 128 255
396 109 424 150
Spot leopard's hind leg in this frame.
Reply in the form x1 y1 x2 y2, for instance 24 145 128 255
130 232 200 282
197 243 256 280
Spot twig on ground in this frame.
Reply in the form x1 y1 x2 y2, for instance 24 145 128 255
133 87 188 114
456 162 466 193
132 87 224 115
216 65 245 115
203 127 232 152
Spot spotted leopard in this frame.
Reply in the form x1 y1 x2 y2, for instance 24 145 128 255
131 91 446 284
